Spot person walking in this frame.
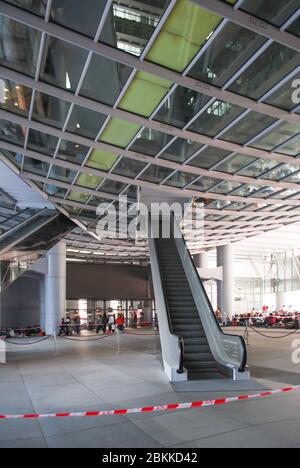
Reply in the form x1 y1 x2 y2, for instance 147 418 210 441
101 312 109 334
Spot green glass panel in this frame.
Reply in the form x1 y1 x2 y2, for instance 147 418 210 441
86 149 118 172
146 0 222 72
76 173 103 189
67 191 90 203
100 118 141 148
119 71 172 117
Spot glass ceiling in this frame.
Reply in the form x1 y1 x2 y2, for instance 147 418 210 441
0 0 300 247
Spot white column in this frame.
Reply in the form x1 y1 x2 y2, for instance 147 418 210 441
217 244 235 319
193 252 208 269
45 241 66 335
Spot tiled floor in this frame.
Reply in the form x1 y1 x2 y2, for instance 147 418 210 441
0 328 300 448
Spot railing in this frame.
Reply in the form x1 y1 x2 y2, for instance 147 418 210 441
172 219 248 376
153 236 184 374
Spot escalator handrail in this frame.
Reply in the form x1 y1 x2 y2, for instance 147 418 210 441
174 221 247 373
153 237 185 375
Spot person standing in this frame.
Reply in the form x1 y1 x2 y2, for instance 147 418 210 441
101 313 108 334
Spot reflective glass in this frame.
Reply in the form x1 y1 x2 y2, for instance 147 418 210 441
0 149 22 169
215 153 256 174
230 184 261 197
189 100 245 137
49 166 77 183
100 179 127 195
189 176 219 192
221 112 277 145
189 147 231 169
57 140 89 165
50 0 108 38
139 165 173 184
209 180 241 195
276 135 300 156
45 184 68 199
80 54 133 106
27 129 59 156
0 16 41 77
0 77 32 117
32 92 71 129
238 159 279 177
112 157 146 179
264 75 300 111
160 138 203 163
164 171 196 188
155 87 211 128
129 128 173 156
252 187 279 199
229 42 300 100
262 164 299 181
287 16 300 37
23 157 49 176
40 36 88 92
99 0 170 57
75 173 102 189
252 122 300 151
188 22 267 88
67 191 90 203
66 105 106 140
86 149 118 172
4 0 46 16
283 171 300 183
0 118 25 146
241 0 300 27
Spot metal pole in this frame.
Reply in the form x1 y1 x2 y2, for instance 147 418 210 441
53 331 59 356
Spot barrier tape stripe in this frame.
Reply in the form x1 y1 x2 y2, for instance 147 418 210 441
0 386 299 420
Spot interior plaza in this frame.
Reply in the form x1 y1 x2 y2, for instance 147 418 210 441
1 0 300 450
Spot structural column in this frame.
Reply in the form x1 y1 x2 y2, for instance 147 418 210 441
45 241 66 335
193 252 208 269
217 244 235 319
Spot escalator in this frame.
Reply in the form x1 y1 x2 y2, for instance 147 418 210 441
149 220 248 381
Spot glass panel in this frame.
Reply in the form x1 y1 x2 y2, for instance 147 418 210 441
99 0 170 57
164 171 196 188
229 42 300 100
129 127 173 156
100 179 127 195
230 184 261 197
4 0 46 16
99 118 140 148
86 149 118 172
112 157 146 179
40 35 88 92
287 16 300 38
188 22 266 88
215 153 256 174
154 87 211 128
221 111 277 145
238 159 279 177
27 129 58 156
0 16 41 77
189 100 245 137
189 147 231 169
66 105 106 140
45 184 68 199
277 135 300 157
262 164 299 181
75 173 102 189
32 92 71 129
241 0 300 27
264 75 300 111
80 54 133 106
23 157 49 176
189 176 219 192
252 122 300 151
49 165 77 183
252 187 279 199
57 140 89 165
160 137 203 163
50 0 108 39
0 149 22 168
280 171 300 184
67 191 90 203
0 77 32 116
139 165 173 184
0 118 25 146
146 0 222 72
209 180 241 195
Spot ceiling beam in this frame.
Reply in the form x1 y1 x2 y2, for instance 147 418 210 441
0 2 300 127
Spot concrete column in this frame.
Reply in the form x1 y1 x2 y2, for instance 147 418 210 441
39 276 46 331
193 252 208 269
45 241 66 335
217 244 235 319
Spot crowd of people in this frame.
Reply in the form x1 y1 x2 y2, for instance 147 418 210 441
0 326 43 339
215 306 300 330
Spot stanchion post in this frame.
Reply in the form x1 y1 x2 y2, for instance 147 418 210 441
53 331 59 356
116 328 122 354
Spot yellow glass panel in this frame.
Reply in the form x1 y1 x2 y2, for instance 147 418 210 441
76 173 102 189
86 149 118 171
100 118 141 148
67 191 90 203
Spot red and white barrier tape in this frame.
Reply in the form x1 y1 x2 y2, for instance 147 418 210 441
0 386 299 420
